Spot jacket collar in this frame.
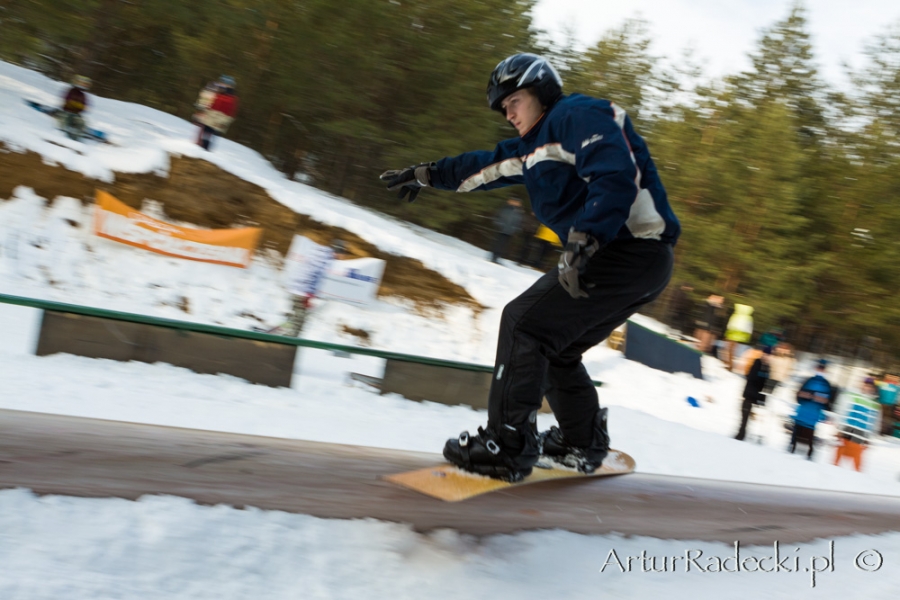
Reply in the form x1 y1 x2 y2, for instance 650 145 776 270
519 95 564 142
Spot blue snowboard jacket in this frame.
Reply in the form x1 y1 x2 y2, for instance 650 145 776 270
793 374 833 428
431 94 681 248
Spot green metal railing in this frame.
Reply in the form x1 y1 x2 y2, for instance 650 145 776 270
1 293 603 385
0 292 501 373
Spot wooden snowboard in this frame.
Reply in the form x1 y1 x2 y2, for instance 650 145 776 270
383 449 635 502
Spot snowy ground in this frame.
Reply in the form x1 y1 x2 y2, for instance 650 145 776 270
2 487 898 600
2 61 900 597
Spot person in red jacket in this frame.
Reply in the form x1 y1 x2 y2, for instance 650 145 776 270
195 75 239 151
59 75 91 140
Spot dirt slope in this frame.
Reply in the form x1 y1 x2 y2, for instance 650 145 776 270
0 145 480 312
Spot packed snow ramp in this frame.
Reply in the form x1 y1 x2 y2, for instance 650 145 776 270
2 409 899 544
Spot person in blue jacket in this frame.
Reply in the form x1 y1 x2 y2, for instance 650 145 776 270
380 54 680 481
789 358 833 459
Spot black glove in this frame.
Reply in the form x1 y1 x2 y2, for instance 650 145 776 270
558 228 600 299
379 162 434 203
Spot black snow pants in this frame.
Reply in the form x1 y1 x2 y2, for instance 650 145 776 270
735 396 755 441
487 238 674 447
198 125 217 150
790 424 817 458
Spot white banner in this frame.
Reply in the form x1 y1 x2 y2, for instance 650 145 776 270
284 235 385 305
284 235 334 296
319 257 385 307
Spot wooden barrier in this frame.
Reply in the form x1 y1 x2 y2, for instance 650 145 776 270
379 359 590 413
36 311 297 387
381 359 495 409
624 320 704 379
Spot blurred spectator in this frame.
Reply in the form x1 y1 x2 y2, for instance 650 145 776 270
528 223 562 269
489 197 524 263
515 213 539 265
694 294 726 355
667 283 696 337
758 327 783 350
834 377 880 471
735 346 771 441
195 75 239 151
741 345 764 376
58 75 91 140
789 358 833 459
280 239 347 337
876 374 899 436
767 342 796 394
739 341 794 392
723 303 754 371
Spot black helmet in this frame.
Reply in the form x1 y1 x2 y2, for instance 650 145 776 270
487 53 563 113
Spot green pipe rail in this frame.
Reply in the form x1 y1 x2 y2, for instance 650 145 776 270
0 293 603 385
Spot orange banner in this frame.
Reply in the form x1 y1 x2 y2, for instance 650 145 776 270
92 190 261 268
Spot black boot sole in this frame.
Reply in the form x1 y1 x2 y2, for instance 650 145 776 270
538 451 607 474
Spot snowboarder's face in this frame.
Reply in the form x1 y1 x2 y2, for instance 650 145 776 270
501 89 543 136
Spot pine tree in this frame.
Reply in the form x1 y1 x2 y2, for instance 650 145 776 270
564 19 659 127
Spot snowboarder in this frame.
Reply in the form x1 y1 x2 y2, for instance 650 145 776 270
195 75 239 151
58 75 92 140
379 53 680 481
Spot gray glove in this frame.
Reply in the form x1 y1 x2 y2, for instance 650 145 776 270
558 228 600 299
379 162 434 203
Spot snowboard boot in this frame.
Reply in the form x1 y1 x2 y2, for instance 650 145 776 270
443 424 539 482
539 408 610 473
